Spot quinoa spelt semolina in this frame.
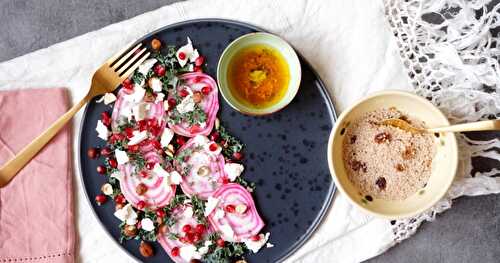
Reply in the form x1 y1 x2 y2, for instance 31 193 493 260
342 108 436 201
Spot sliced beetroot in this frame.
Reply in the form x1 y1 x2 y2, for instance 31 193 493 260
175 136 225 200
157 204 211 263
167 73 219 137
207 183 264 242
111 89 166 133
119 163 176 211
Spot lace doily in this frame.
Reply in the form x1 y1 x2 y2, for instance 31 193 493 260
383 0 500 242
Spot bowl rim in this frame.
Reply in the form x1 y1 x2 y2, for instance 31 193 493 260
216 32 302 116
327 90 458 219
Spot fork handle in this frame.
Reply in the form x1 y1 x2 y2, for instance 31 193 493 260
428 120 500 133
0 94 90 187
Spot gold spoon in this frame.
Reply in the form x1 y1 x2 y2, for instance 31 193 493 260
381 118 500 134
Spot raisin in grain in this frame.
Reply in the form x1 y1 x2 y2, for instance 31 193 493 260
374 132 391 144
396 163 405 172
350 135 357 144
375 177 387 190
402 146 416 160
350 160 367 172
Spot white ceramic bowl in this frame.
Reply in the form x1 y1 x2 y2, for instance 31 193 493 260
328 90 458 219
217 32 301 115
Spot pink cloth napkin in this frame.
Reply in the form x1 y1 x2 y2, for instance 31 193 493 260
0 88 75 262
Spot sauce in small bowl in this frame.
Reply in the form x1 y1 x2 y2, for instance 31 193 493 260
218 33 301 115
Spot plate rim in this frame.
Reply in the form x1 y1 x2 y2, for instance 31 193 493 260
77 18 337 263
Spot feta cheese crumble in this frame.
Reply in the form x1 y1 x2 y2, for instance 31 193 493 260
115 149 129 165
101 183 113 196
114 204 138 225
140 218 155 232
160 128 174 148
176 95 195 114
243 232 271 253
204 196 220 216
138 58 157 76
179 245 201 261
169 171 182 185
224 163 244 181
149 77 163 92
95 120 109 141
128 130 148 145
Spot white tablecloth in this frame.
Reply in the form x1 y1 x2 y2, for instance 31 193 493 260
0 0 412 262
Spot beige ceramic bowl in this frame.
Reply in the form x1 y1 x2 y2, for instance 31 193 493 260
328 90 458 219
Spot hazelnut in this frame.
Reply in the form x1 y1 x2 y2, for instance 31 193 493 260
136 183 148 196
215 118 220 130
192 91 204 103
143 92 155 102
158 224 169 235
87 147 100 159
139 241 154 257
151 38 162 50
123 225 138 237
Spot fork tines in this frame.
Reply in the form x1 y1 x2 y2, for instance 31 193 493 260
108 42 150 78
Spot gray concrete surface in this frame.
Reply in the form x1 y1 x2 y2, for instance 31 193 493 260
0 1 498 262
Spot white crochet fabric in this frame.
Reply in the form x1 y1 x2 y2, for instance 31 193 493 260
383 0 500 242
0 0 499 262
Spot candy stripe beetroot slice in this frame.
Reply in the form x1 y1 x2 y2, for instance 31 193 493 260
111 89 166 133
168 73 219 137
175 136 225 200
119 163 176 211
207 183 264 242
157 205 211 263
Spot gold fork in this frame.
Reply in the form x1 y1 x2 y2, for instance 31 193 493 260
0 42 150 187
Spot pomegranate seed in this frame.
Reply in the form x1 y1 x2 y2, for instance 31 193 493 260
95 194 107 205
123 78 132 86
137 200 146 210
108 158 118 168
194 66 202 72
208 143 218 152
124 127 134 138
209 132 220 141
222 177 229 184
114 194 126 204
138 120 148 131
139 171 149 178
216 238 225 247
225 204 235 213
101 112 112 126
189 125 201 133
176 137 186 146
193 76 202 83
156 209 166 218
232 152 244 161
193 232 201 243
186 232 195 243
96 165 106 174
150 126 161 137
151 140 162 150
146 162 155 170
194 224 205 234
147 119 157 128
100 147 111 156
178 89 189 97
201 86 212 95
194 56 205 67
154 64 166 76
171 247 180 257
179 236 189 243
167 98 177 108
87 147 99 159
128 144 139 152
182 224 192 233
178 52 186 60
251 235 261 241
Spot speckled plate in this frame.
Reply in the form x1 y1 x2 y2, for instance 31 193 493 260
79 19 336 263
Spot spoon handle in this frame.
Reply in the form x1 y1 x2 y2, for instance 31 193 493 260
428 120 500 133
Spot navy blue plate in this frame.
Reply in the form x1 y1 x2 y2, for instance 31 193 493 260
79 19 336 262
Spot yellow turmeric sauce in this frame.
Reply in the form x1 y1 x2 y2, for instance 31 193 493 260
228 44 290 109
